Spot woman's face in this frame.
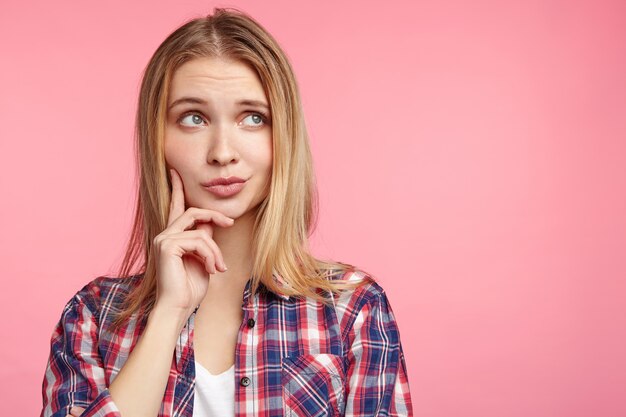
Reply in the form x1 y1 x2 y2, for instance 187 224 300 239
164 57 273 220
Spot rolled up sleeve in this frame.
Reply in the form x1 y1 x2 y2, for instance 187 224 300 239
41 294 121 417
344 291 414 416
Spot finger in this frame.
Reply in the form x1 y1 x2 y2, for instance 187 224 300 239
162 235 217 274
191 226 228 271
167 169 186 227
202 230 227 271
166 207 235 235
164 229 226 272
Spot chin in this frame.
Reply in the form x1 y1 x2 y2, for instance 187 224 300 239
191 198 252 219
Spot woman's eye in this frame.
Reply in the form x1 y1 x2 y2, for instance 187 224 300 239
240 113 266 127
179 113 205 127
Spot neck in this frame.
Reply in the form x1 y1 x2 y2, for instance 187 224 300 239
205 209 256 292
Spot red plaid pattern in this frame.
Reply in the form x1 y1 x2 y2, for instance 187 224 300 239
41 269 413 416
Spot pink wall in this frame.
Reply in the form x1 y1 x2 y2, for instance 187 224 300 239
1 0 625 415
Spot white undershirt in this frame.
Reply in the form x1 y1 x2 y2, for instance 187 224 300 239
193 361 235 417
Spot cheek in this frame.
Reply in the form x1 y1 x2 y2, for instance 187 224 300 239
164 138 177 168
164 138 191 171
245 139 273 192
259 135 273 172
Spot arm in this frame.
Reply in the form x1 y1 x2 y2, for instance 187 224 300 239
41 294 121 417
41 293 189 417
107 305 188 417
41 170 233 417
343 291 414 416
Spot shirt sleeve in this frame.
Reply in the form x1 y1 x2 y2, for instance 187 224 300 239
343 290 414 416
40 294 121 417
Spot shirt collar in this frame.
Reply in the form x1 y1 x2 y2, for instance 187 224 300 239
271 272 292 301
242 273 292 304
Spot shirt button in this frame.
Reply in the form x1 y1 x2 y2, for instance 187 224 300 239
240 376 251 387
247 318 256 328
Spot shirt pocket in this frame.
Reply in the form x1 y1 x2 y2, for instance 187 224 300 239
281 353 345 417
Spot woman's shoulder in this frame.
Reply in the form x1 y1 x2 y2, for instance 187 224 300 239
324 266 403 344
327 266 390 310
69 273 143 313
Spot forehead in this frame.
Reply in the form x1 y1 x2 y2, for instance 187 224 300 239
168 57 266 101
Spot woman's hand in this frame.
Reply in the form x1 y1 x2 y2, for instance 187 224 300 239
68 406 85 416
152 169 235 316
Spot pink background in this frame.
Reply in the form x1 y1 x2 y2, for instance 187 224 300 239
1 0 625 415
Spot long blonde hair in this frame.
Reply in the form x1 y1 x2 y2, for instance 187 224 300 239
113 8 367 328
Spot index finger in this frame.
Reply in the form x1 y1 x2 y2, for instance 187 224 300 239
167 169 185 227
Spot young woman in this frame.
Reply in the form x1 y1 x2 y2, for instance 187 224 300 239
41 8 413 417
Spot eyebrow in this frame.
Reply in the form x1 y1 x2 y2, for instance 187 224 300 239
167 96 270 111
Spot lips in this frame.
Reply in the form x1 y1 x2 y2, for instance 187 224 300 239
201 177 247 198
201 176 246 187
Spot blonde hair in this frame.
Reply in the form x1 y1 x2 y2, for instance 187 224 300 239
112 8 368 328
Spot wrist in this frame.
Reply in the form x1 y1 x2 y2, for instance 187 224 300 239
148 303 192 332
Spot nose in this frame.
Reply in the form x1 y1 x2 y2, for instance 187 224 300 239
206 123 239 166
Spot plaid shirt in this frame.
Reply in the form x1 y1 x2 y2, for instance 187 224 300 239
41 269 413 416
